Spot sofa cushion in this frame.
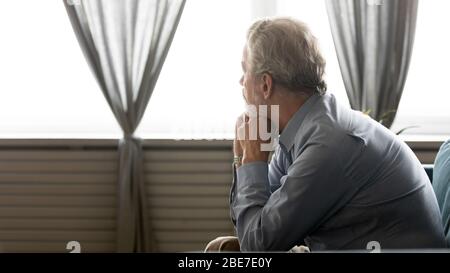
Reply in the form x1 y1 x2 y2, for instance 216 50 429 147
432 140 450 247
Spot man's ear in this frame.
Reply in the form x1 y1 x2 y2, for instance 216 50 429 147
261 72 273 100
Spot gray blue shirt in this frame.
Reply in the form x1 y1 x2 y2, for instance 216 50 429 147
230 93 446 251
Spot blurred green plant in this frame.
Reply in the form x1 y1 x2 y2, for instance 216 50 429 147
362 109 419 135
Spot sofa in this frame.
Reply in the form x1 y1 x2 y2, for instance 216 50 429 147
430 140 450 247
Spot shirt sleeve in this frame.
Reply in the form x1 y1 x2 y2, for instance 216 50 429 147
230 148 286 228
231 142 359 251
268 147 286 193
229 163 237 227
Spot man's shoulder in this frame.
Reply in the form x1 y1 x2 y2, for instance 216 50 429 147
292 99 377 159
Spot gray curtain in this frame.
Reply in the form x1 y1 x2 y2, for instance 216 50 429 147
63 0 186 252
326 0 418 128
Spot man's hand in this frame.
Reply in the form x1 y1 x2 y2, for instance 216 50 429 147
235 113 270 165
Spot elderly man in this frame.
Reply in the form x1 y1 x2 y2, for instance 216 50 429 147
207 17 446 252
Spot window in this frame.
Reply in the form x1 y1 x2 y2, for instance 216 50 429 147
141 0 450 138
137 0 252 139
0 0 449 139
137 0 351 139
390 0 450 137
0 0 120 138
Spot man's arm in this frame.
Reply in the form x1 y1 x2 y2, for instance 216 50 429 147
231 142 359 251
230 142 285 227
268 147 285 193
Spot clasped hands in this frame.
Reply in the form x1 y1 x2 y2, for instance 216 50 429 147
233 112 272 167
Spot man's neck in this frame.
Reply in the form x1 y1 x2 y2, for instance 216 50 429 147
278 93 313 133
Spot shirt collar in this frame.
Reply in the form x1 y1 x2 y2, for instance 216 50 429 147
279 93 321 152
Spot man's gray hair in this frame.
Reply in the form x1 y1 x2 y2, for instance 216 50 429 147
246 17 327 95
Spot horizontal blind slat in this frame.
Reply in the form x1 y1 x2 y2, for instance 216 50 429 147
0 242 115 253
0 207 115 218
150 208 230 220
0 185 116 195
0 173 116 183
0 151 117 161
147 185 229 196
144 151 232 162
145 173 231 185
0 219 115 230
0 162 116 173
145 162 230 173
151 219 233 231
0 196 115 206
0 230 114 242
149 197 228 208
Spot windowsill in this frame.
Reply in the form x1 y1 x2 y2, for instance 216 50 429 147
0 134 448 150
398 134 450 143
0 137 233 148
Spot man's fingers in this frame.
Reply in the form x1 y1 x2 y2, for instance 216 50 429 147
235 113 249 140
236 120 248 141
235 114 246 131
236 112 274 141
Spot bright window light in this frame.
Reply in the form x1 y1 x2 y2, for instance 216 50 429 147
0 0 121 138
137 0 252 139
137 0 350 139
391 0 450 137
0 0 448 139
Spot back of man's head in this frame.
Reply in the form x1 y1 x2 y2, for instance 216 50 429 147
246 17 327 95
